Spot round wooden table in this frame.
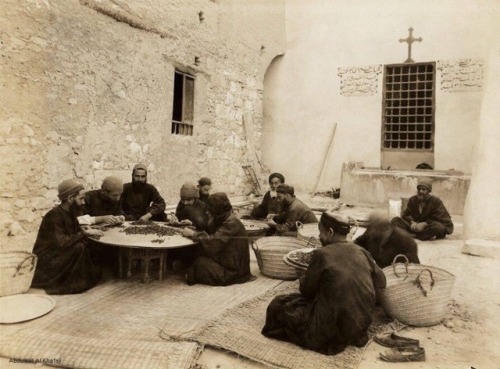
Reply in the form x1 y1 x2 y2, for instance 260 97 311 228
94 222 196 283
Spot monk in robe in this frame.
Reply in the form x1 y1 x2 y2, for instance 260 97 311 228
31 179 103 295
198 177 212 204
354 211 420 268
122 163 167 221
78 176 126 226
251 172 284 219
182 193 252 286
267 184 317 236
262 211 386 355
173 182 209 231
391 178 454 240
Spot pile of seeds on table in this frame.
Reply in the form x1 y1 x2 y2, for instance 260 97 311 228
120 222 182 237
151 239 165 244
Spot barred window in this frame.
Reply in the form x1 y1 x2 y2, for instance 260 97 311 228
172 71 194 136
382 62 435 150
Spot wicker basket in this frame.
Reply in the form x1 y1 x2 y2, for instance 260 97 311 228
0 251 38 297
251 237 314 280
379 254 455 327
296 222 321 247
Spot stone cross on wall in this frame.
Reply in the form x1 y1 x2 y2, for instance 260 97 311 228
399 27 422 63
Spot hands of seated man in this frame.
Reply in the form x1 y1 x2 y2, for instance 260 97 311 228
139 213 153 222
83 227 103 237
167 213 179 223
416 222 428 232
182 227 195 238
266 218 277 227
180 219 193 226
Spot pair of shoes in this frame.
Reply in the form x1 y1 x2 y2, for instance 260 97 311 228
379 346 425 362
374 332 419 348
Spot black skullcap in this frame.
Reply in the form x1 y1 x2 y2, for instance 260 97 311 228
276 184 294 196
320 211 351 235
198 177 212 186
268 173 285 183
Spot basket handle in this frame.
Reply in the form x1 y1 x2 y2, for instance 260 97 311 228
392 254 409 278
413 269 435 297
295 221 304 230
14 254 36 276
251 241 263 269
306 236 317 248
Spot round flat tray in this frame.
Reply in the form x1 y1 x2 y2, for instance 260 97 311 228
284 248 316 269
0 294 56 324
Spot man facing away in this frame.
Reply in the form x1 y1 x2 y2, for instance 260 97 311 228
121 163 167 221
391 178 454 241
267 184 317 236
262 211 386 355
31 179 103 295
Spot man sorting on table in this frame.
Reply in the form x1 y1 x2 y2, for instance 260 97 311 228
122 163 167 221
251 172 285 220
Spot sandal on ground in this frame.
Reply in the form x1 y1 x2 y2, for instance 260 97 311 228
379 347 425 362
374 332 420 348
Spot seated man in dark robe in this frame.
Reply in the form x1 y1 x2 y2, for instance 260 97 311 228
262 211 386 355
391 178 454 240
122 163 167 221
31 179 103 295
251 172 284 219
267 184 318 236
182 193 253 286
77 176 125 226
197 177 212 204
173 182 208 231
354 211 420 268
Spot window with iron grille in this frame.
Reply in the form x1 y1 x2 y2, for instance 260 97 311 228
382 62 435 150
172 71 194 136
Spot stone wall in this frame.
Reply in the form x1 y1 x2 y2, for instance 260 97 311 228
0 0 286 251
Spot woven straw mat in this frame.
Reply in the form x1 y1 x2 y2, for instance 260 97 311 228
0 265 282 369
189 281 405 369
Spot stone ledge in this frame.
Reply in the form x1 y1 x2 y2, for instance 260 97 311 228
462 238 500 259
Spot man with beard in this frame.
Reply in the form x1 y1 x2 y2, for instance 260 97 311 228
262 211 386 355
267 184 317 236
391 178 454 240
77 176 125 226
197 177 212 204
354 210 420 268
31 179 103 295
172 182 208 231
251 172 285 220
122 163 167 221
181 193 253 286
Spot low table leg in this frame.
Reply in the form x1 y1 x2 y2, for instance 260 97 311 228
118 249 123 278
144 251 150 283
159 251 165 282
127 249 133 278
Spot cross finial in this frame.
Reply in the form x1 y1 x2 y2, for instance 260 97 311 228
399 27 422 64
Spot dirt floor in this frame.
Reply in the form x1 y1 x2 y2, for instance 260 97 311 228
1 201 499 369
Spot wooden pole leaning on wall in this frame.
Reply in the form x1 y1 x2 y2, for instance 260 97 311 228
311 122 337 197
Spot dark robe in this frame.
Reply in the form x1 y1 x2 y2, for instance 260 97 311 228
251 191 282 219
391 194 454 240
31 205 101 295
274 197 318 236
262 242 386 355
175 199 209 231
354 221 420 268
121 182 166 221
83 189 125 217
186 194 252 286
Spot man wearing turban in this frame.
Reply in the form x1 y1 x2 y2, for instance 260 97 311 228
251 172 285 219
181 193 252 286
31 179 103 294
267 184 318 236
262 211 386 355
121 163 167 221
197 177 212 204
172 182 208 231
391 178 454 240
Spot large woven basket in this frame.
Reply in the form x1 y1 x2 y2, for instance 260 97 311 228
296 222 321 248
0 251 38 297
251 237 314 280
379 254 455 327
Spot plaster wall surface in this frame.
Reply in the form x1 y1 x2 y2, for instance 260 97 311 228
0 0 286 250
262 0 498 192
